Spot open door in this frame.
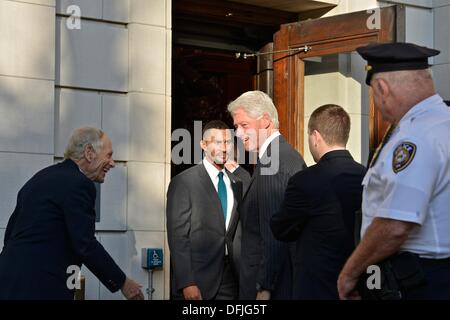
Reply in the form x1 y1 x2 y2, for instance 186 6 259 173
273 5 405 165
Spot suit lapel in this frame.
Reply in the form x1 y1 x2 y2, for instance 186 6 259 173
229 175 242 201
227 177 241 236
239 149 262 200
242 135 283 201
242 158 261 200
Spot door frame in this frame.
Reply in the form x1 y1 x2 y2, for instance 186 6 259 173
273 5 405 156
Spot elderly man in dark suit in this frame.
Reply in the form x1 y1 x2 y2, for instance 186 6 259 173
0 127 143 300
167 120 242 300
228 90 306 300
271 105 366 299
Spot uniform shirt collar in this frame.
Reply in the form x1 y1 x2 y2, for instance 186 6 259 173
259 131 281 159
399 94 443 126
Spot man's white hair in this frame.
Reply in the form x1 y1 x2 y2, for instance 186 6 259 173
227 90 279 128
64 127 104 160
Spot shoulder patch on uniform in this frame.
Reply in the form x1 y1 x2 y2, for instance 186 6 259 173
392 142 417 174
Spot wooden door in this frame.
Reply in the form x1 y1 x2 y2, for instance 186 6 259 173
273 5 405 161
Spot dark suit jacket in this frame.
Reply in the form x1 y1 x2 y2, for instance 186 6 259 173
166 163 242 300
231 166 251 193
227 166 251 281
0 159 126 300
239 135 306 300
271 150 366 299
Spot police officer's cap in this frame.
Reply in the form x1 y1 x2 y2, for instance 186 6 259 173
356 42 440 85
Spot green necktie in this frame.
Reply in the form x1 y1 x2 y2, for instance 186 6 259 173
217 172 227 221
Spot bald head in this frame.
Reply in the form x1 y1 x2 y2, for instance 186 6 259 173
370 69 436 123
372 69 434 92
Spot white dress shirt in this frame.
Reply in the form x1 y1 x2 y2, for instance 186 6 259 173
202 158 234 231
259 131 281 159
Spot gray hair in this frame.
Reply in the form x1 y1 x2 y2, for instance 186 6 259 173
227 91 279 129
64 127 104 160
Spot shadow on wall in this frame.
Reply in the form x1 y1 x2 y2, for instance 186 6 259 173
54 15 130 160
0 0 55 154
0 1 56 231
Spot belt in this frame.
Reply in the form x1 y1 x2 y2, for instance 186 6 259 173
418 257 450 266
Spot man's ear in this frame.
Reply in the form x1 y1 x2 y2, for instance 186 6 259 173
261 112 272 128
312 129 323 145
199 139 207 152
84 144 95 162
376 78 390 98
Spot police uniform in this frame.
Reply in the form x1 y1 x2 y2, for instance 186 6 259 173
357 42 450 299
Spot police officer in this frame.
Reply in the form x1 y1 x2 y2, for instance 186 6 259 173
337 42 450 300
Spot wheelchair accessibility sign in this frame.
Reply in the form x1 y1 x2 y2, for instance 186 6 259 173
142 248 163 270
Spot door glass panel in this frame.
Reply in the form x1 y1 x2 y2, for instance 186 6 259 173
303 52 370 166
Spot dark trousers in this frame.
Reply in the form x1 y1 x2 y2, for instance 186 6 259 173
172 257 238 300
404 257 450 300
214 256 238 300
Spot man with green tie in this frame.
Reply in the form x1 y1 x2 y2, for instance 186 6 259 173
167 120 242 300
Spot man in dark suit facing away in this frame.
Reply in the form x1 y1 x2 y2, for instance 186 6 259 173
167 120 242 300
271 105 366 299
228 91 307 300
0 127 143 300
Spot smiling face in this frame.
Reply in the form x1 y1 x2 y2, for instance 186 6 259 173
85 134 115 183
201 128 232 168
232 108 267 152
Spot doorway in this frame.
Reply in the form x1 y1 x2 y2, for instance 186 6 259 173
273 5 405 166
171 0 300 177
171 46 256 176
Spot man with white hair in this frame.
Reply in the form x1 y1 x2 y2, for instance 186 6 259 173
228 90 306 300
0 127 144 300
338 42 450 300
